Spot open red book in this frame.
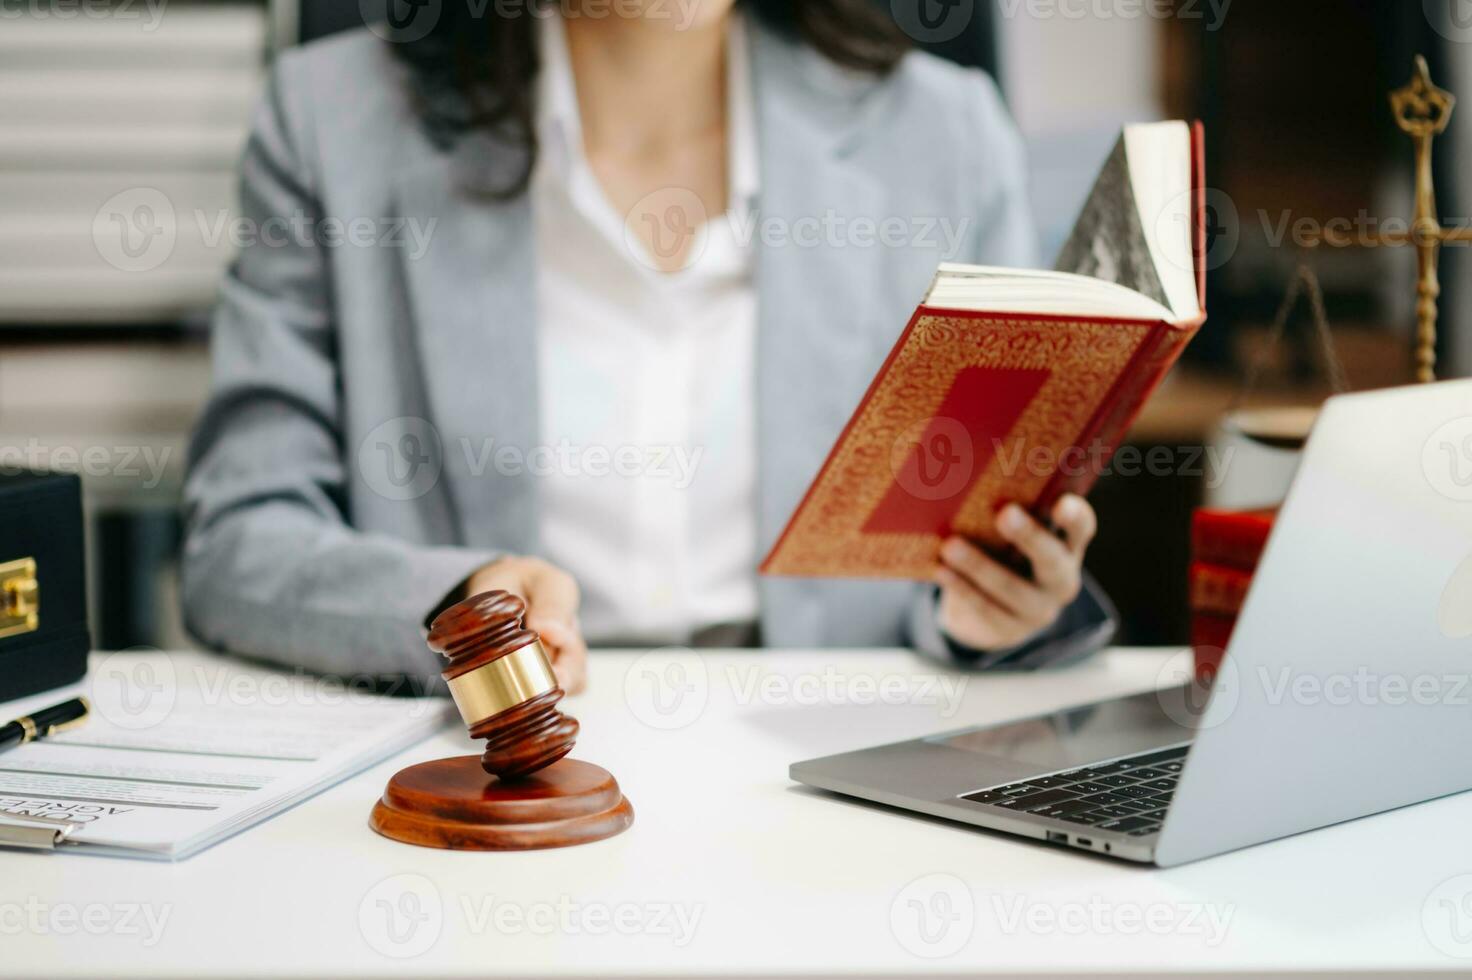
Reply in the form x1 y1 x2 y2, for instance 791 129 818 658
762 121 1208 579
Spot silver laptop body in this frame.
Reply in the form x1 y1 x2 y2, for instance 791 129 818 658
790 380 1472 866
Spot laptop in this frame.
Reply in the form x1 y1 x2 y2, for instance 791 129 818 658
791 380 1472 866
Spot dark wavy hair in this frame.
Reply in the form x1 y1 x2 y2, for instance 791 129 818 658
387 0 908 196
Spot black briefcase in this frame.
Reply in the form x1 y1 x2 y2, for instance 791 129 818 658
0 471 89 702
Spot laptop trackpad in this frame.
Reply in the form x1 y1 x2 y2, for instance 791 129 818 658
927 686 1201 773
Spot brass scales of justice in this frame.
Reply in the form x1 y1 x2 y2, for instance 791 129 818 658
1301 55 1466 384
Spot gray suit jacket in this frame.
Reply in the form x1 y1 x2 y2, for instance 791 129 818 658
181 19 1114 679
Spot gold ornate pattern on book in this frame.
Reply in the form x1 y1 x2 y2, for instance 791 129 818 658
771 314 1153 577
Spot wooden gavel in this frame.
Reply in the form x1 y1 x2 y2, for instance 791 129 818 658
369 590 632 850
429 590 579 779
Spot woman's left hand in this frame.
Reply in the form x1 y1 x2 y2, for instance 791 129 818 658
934 494 1097 651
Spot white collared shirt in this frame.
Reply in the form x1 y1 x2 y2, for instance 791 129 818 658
532 13 759 645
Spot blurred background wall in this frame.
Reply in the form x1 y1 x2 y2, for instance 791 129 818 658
1 0 1464 650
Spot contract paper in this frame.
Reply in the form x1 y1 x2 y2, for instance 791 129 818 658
0 651 454 859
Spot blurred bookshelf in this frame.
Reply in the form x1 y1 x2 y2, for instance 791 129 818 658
0 0 272 647
0 1 268 330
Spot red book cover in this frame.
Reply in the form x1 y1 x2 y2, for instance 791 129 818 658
1191 506 1278 570
761 123 1208 580
1188 560 1254 616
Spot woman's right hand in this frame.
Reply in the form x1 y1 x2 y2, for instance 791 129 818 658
465 557 588 695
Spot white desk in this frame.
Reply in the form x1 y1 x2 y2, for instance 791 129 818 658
5 648 1470 977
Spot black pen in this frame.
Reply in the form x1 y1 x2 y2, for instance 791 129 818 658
0 697 89 752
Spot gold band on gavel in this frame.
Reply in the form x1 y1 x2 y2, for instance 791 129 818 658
446 641 558 727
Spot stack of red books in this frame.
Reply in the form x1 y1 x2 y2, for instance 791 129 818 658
1188 507 1277 681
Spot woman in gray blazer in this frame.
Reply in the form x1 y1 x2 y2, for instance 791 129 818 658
182 0 1115 691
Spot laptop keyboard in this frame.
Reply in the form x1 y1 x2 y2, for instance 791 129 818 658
959 745 1188 838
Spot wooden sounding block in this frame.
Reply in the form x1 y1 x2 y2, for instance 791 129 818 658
369 591 633 850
